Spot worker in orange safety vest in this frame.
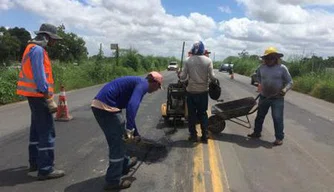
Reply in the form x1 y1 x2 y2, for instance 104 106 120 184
16 23 65 180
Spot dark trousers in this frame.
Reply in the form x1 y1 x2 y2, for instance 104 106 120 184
91 107 130 184
186 91 209 137
27 97 55 176
254 95 285 140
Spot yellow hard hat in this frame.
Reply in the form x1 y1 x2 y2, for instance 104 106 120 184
261 47 283 58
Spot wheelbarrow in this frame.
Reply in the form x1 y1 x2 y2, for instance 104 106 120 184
208 94 262 133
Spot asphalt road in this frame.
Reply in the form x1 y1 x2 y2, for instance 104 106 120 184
0 70 334 192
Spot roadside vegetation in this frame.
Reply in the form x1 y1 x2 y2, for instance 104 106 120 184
0 25 176 105
215 50 334 103
1 24 333 105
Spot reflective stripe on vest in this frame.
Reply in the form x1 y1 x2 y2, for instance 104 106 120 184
16 44 54 97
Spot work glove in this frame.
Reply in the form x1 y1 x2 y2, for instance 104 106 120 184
124 128 141 144
46 97 58 114
125 128 135 140
280 88 287 96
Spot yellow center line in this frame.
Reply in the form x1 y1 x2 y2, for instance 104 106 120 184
193 124 205 192
192 107 226 192
208 138 224 192
208 109 224 192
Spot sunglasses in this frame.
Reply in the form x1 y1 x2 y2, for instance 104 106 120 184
263 56 277 60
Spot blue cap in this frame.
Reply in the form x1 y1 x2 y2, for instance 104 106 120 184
191 41 205 55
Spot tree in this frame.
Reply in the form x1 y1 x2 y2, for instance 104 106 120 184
326 57 334 68
47 24 88 62
0 28 21 63
122 48 140 71
140 55 152 71
7 27 31 60
238 49 249 58
223 56 239 64
301 55 324 73
249 54 260 61
96 43 104 61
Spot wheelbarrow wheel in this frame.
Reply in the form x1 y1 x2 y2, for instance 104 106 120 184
208 115 226 134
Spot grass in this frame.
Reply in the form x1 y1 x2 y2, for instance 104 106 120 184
0 55 169 105
229 57 334 103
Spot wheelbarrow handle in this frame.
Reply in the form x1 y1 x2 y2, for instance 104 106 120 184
248 93 280 115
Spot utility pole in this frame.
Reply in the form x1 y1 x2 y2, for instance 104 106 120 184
116 44 119 66
312 52 314 72
110 43 119 66
97 43 104 61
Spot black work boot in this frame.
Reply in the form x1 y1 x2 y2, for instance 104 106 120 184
188 135 198 142
201 135 208 144
247 132 261 138
104 180 132 190
38 169 65 180
201 128 209 144
123 157 138 175
28 164 37 172
273 139 283 146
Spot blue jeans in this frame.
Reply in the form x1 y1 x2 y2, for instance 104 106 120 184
187 91 209 137
254 95 285 140
27 97 55 176
91 107 130 184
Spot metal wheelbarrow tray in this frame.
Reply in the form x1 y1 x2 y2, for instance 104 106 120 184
208 96 259 133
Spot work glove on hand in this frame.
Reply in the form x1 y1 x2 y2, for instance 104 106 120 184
125 128 135 140
43 92 57 114
46 98 58 114
124 128 141 144
280 88 287 96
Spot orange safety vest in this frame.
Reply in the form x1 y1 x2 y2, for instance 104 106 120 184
16 43 54 97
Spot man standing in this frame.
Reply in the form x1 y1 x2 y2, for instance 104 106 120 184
247 47 293 146
16 23 65 180
91 71 163 190
227 64 234 79
178 41 217 143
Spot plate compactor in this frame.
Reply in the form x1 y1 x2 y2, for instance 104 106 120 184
161 81 188 126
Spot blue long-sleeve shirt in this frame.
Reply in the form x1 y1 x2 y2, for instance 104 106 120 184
28 45 48 93
94 76 149 132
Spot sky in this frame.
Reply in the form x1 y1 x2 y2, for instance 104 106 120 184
1 0 334 61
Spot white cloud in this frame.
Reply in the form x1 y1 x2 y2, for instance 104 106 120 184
0 0 15 10
228 0 334 57
218 6 232 14
3 0 334 60
236 0 311 24
276 0 334 5
9 0 217 57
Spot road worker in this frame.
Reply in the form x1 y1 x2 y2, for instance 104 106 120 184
247 47 293 146
91 71 163 190
227 64 234 79
178 41 217 143
16 23 65 180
